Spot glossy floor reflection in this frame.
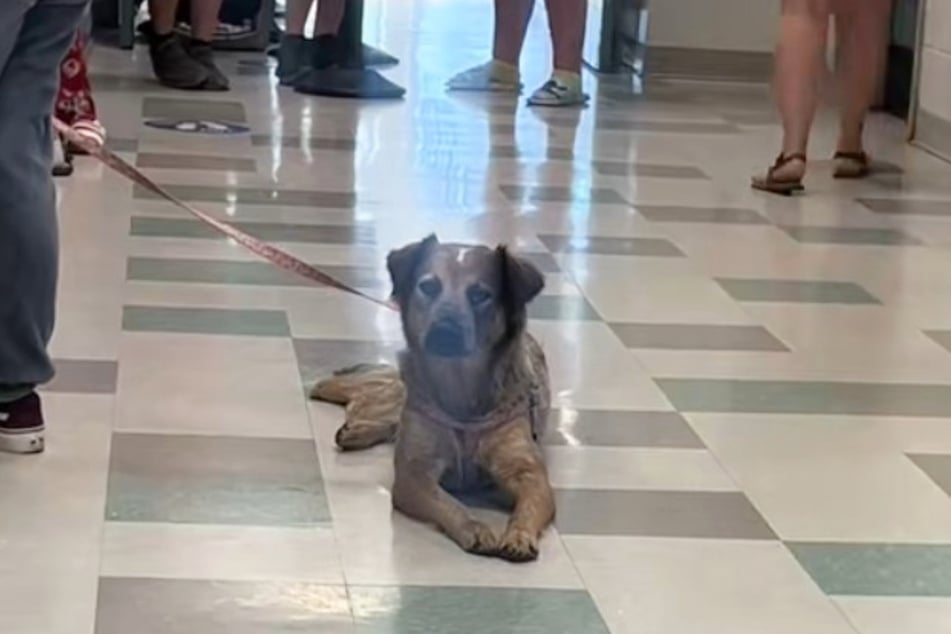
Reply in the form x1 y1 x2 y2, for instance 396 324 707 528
4 0 951 632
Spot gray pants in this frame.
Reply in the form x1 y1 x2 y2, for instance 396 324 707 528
0 0 89 402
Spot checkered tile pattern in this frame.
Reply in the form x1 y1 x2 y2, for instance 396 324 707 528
5 1 951 632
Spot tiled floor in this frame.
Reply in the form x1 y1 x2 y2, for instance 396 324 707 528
4 0 951 632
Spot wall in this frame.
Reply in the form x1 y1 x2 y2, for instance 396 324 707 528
644 0 780 81
914 0 951 159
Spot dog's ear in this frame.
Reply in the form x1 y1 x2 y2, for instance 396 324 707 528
497 245 545 308
387 234 438 303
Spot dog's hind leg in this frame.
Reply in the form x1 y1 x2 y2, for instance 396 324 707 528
312 366 406 451
310 364 400 405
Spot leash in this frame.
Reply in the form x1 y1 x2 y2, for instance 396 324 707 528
52 118 396 312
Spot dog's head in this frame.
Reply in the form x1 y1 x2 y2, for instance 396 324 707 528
387 235 544 359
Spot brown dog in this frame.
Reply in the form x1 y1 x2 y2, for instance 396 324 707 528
312 235 554 562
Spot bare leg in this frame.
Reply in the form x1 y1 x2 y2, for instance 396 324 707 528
286 0 316 36
315 0 346 36
544 0 586 73
189 0 224 42
148 0 181 35
768 0 832 182
834 0 891 155
492 0 535 66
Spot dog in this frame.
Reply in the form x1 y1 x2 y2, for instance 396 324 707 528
312 235 554 562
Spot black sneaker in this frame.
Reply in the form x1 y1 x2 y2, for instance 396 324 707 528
185 40 231 92
0 393 45 454
148 30 211 90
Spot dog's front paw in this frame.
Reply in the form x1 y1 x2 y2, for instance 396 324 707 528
496 527 539 563
457 520 498 556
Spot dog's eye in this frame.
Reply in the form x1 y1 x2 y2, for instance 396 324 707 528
467 285 493 306
417 277 442 299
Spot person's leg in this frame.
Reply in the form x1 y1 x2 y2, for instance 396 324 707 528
527 0 587 106
185 0 229 90
832 0 890 175
277 0 317 82
447 0 534 91
752 0 830 191
0 0 89 453
309 0 347 69
146 0 219 90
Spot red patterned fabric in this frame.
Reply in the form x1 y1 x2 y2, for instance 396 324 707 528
54 33 97 126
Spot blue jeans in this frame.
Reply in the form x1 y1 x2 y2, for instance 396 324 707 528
0 0 90 402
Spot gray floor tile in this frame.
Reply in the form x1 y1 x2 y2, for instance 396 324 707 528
788 543 951 597
128 257 308 286
657 378 951 416
351 586 610 634
491 146 574 161
133 184 356 208
858 198 951 217
716 278 881 305
44 359 118 394
88 73 159 93
131 216 375 244
610 323 789 351
127 257 385 290
592 161 708 179
522 251 561 274
136 152 257 172
595 119 740 134
499 185 628 205
142 97 247 123
538 234 684 257
779 226 922 246
636 205 769 224
924 330 951 354
96 578 354 633
105 137 139 153
123 305 291 337
529 295 600 321
544 409 704 448
293 338 403 386
908 453 951 497
251 134 357 151
105 433 329 525
555 489 776 539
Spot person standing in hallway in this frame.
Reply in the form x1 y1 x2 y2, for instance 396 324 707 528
752 0 892 194
145 0 230 91
447 0 588 107
0 0 91 454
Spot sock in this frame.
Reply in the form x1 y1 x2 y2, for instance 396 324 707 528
312 33 339 69
551 69 581 91
150 27 175 44
490 59 519 83
189 36 213 48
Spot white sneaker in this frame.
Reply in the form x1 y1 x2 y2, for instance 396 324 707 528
527 78 589 107
447 62 522 93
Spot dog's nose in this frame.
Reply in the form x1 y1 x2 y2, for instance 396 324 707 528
424 318 468 357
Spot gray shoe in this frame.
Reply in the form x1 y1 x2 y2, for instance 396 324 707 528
149 32 210 90
185 41 230 92
276 34 311 86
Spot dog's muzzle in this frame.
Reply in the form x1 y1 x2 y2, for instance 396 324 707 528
424 319 469 357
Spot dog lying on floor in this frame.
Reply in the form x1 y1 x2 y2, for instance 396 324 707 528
312 235 554 562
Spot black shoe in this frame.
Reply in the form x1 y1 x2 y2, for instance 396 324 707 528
185 40 231 92
276 34 311 86
0 393 45 454
148 29 211 90
52 135 73 177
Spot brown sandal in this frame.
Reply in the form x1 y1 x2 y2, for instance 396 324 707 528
833 151 870 179
751 153 806 196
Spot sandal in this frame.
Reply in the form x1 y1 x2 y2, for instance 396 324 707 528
833 151 870 179
751 153 806 196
